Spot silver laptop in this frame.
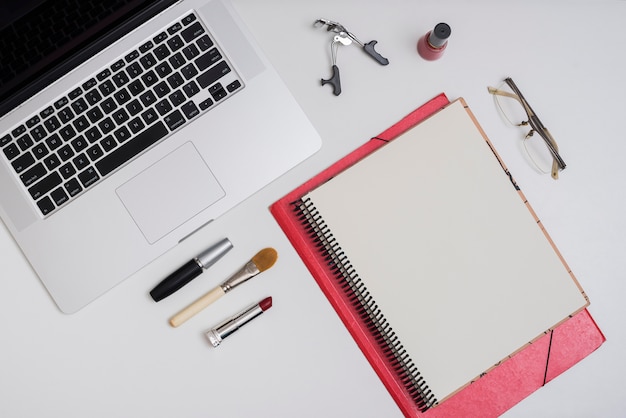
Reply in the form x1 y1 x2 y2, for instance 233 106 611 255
0 0 321 313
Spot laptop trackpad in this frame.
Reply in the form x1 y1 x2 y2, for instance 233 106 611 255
116 142 225 244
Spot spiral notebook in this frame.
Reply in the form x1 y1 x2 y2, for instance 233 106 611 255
271 95 603 416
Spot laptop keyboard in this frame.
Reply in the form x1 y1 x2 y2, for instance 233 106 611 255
1 11 243 217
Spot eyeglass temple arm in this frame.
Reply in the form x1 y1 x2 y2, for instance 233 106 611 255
502 78 566 171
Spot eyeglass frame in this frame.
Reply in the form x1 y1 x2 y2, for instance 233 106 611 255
488 77 566 179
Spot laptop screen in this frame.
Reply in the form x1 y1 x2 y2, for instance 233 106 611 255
0 0 176 118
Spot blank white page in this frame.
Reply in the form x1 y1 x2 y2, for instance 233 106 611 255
304 99 588 403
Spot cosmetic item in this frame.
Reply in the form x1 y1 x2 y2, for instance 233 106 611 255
417 23 451 60
150 238 233 302
206 297 273 347
169 248 278 327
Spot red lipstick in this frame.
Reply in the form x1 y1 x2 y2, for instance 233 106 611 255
206 297 273 347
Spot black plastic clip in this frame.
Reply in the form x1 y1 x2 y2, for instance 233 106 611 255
321 65 341 96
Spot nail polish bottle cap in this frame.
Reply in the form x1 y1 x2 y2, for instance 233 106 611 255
428 23 451 48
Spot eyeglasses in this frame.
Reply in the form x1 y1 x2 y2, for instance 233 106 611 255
487 77 565 180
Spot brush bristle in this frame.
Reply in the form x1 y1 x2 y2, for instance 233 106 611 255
252 248 278 272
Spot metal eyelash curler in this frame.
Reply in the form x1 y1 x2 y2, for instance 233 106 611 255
314 18 389 96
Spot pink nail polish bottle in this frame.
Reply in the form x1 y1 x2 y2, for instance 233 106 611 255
417 23 451 60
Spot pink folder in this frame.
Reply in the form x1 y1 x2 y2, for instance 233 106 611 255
270 93 605 417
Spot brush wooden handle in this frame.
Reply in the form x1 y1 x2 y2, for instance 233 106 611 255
169 286 225 327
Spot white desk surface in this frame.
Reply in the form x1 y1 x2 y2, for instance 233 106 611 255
2 1 625 417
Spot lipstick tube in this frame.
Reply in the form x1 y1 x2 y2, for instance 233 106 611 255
206 297 273 347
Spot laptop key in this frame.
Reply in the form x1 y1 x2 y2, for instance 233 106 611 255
44 116 61 132
112 72 130 87
51 187 69 206
85 126 102 143
45 133 62 151
59 125 77 141
95 121 168 176
101 98 117 114
111 59 125 72
141 70 158 88
195 49 222 71
181 22 205 43
32 143 49 159
28 171 62 200
71 136 88 152
210 86 227 102
196 35 214 51
126 62 143 78
58 144 75 161
97 69 111 81
114 88 131 105
182 13 197 26
141 108 158 125
199 98 213 111
101 136 117 151
182 44 200 60
59 163 76 179
54 97 69 109
68 87 82 100
78 167 100 188
168 72 184 89
139 90 157 107
139 41 153 53
43 154 61 171
154 44 170 60
164 110 185 130
73 115 89 132
114 126 131 143
12 152 36 174
20 162 46 186
128 117 145 134
169 53 186 70
181 101 199 120
82 78 97 91
125 50 140 63
169 90 185 107
73 153 90 170
140 53 157 70
197 61 231 88
36 196 55 216
85 89 103 105
1 134 11 146
12 125 26 137
86 107 104 123
26 115 40 128
127 80 145 96
40 106 55 119
153 31 168 44
31 125 47 141
64 178 83 197
126 99 143 116
183 80 200 98
99 80 115 96
227 80 242 92
17 134 34 151
168 22 182 35
58 107 75 123
86 144 104 161
167 35 184 52
181 64 198 80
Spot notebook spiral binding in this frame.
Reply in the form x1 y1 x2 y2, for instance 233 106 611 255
295 197 438 412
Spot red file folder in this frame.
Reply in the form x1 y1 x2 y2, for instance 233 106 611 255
270 93 605 417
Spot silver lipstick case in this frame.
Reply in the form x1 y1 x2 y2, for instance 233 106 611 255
206 301 264 347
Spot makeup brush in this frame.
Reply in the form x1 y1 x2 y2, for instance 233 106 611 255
169 248 278 327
